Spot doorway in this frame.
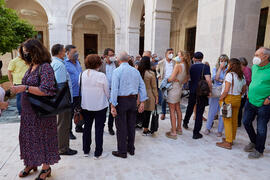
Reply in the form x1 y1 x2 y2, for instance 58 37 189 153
84 34 98 58
185 27 196 57
256 7 269 50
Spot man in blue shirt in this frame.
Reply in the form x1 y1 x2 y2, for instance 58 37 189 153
51 44 77 155
99 48 118 135
183 52 212 139
65 45 83 139
110 51 148 158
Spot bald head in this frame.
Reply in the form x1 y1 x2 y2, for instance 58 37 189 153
118 51 129 62
143 51 152 58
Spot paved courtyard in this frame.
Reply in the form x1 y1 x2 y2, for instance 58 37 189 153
0 104 270 180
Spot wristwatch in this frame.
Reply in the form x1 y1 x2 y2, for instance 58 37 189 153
25 85 29 93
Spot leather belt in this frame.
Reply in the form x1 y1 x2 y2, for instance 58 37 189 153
118 94 137 98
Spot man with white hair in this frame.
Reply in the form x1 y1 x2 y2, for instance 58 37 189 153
243 47 270 159
110 51 148 158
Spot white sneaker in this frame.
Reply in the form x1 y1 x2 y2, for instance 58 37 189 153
84 153 89 157
93 152 109 160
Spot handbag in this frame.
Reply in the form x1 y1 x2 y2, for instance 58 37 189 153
27 65 72 118
197 64 210 96
220 73 234 118
212 85 222 98
150 105 159 132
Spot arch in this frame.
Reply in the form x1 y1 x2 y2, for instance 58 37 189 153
67 0 120 28
35 0 52 19
129 0 144 28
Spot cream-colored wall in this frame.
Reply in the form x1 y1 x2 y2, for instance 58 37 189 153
170 0 198 53
72 17 114 69
261 0 270 48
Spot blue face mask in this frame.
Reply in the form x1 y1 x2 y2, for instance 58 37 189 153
220 61 227 66
73 52 79 60
176 56 181 62
155 57 159 62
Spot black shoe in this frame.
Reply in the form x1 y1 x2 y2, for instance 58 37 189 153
35 167 51 180
128 150 135 156
183 123 188 129
69 132 76 140
75 126 84 133
112 151 127 158
142 130 151 136
135 123 143 129
59 148 78 156
193 133 203 139
109 129 115 136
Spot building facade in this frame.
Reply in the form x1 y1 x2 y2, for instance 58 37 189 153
1 0 269 73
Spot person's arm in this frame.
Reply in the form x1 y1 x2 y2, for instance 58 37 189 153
0 101 8 110
7 70 13 85
110 70 119 117
138 74 148 113
215 64 224 81
168 65 181 82
103 74 110 99
219 81 231 101
205 75 212 93
241 85 247 95
263 96 270 105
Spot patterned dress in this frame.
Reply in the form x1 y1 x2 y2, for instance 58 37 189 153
19 63 60 166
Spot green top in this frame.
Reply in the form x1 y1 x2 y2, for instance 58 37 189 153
248 63 270 107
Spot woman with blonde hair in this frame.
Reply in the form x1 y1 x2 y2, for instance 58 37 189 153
205 54 229 137
165 51 191 139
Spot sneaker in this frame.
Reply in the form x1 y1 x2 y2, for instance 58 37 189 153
94 153 109 160
216 132 222 137
84 153 89 157
248 150 263 159
192 133 203 140
109 129 115 136
142 130 151 136
244 142 255 152
204 129 210 135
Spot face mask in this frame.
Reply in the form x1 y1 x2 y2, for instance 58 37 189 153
175 56 181 62
168 53 174 59
73 52 79 60
253 57 261 65
109 57 116 62
24 53 32 63
155 57 159 62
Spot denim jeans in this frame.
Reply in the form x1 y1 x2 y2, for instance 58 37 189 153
161 99 167 115
206 97 224 133
243 100 270 153
16 93 22 115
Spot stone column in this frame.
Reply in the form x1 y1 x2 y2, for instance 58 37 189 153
127 27 140 56
115 27 121 55
195 0 261 67
67 24 72 45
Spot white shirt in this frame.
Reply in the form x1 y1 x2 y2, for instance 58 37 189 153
80 69 110 111
221 72 246 95
164 60 174 79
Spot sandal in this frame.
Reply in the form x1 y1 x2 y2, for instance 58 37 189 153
165 131 177 140
35 167 51 180
19 167 37 177
176 129 183 135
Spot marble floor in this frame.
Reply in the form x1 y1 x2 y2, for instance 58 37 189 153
0 112 270 180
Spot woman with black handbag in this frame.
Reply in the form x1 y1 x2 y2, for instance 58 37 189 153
11 39 60 180
138 56 158 136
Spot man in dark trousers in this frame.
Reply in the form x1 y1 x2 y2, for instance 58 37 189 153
183 52 212 139
99 48 118 135
110 51 147 158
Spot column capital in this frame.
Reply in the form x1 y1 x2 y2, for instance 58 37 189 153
153 10 172 21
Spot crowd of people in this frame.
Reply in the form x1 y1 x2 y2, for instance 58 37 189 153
2 38 270 179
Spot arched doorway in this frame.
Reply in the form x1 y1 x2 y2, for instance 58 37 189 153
70 3 117 66
170 0 198 57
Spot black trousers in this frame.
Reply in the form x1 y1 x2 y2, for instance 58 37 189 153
142 111 152 129
115 96 137 154
238 95 247 126
108 106 114 130
70 96 84 132
82 107 107 157
183 93 208 135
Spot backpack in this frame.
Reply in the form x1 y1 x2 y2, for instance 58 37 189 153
197 64 210 96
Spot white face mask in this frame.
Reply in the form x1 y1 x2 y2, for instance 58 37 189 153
109 57 116 62
168 53 174 59
253 57 261 65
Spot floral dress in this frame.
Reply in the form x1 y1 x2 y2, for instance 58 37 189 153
19 63 60 166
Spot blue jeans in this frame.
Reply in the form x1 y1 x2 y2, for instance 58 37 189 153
243 100 270 153
16 93 22 115
161 98 167 115
206 97 224 133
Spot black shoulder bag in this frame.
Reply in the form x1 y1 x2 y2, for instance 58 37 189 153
150 105 159 133
197 64 210 96
27 65 72 118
